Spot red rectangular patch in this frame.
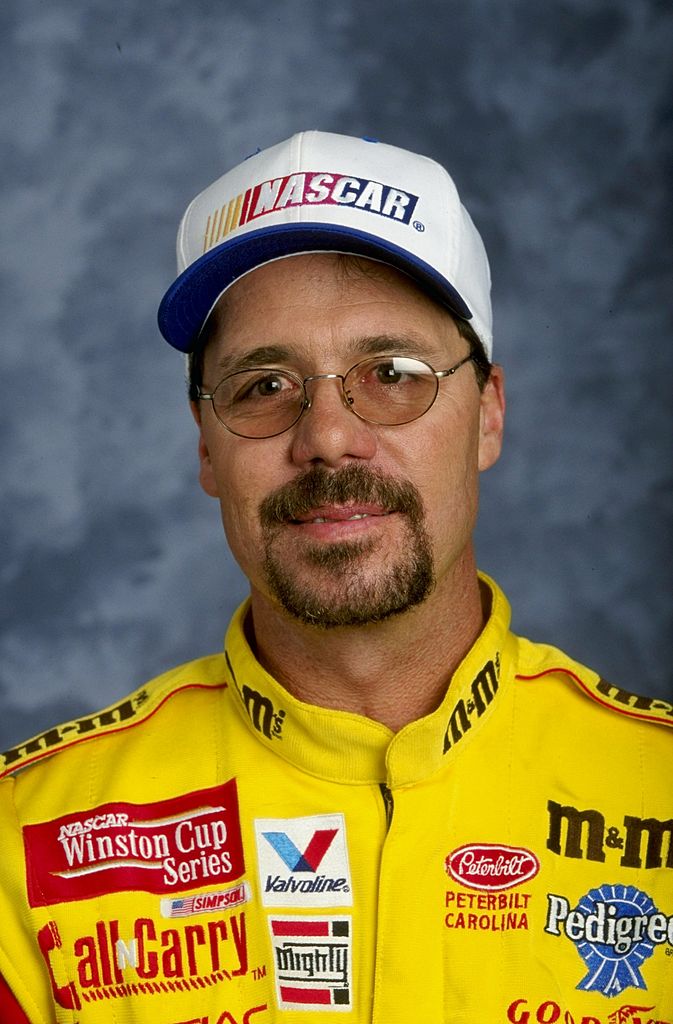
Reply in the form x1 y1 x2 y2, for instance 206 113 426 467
271 919 330 937
23 779 244 907
281 986 332 1005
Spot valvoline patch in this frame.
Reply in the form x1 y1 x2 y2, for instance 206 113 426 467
255 813 353 908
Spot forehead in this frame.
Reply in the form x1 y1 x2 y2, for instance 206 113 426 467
199 253 460 368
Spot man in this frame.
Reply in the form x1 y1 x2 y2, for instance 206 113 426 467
0 132 671 1023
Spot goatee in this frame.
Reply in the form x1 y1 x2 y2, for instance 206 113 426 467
259 464 435 628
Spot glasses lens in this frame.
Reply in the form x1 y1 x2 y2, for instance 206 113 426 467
345 356 438 425
213 369 304 438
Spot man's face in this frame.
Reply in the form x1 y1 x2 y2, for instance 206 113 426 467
193 254 504 628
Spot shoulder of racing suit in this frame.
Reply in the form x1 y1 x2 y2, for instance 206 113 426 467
512 633 673 730
0 651 229 782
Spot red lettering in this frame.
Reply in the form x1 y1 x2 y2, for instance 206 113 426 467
74 935 100 988
95 921 113 985
107 919 124 983
136 918 158 978
44 909 249 1002
177 1008 268 1024
185 923 206 975
37 921 81 1011
507 999 601 1024
216 1009 268 1024
161 927 183 977
208 918 227 970
508 999 530 1024
231 912 248 976
243 1008 268 1023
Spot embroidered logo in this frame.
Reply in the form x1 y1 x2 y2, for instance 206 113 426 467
545 884 672 996
547 799 673 869
268 916 352 1011
202 171 420 252
505 998 671 1023
443 656 500 753
255 814 352 908
446 843 539 892
38 911 248 1010
160 881 251 918
226 654 286 740
24 780 244 906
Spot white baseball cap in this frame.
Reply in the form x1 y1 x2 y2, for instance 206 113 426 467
158 131 493 357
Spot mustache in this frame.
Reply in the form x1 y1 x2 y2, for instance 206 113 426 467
259 464 425 527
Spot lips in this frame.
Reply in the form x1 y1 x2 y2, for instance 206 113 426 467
291 505 391 525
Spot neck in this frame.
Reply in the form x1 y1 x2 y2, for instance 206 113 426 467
247 553 487 733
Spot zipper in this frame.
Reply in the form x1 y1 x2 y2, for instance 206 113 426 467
379 782 394 831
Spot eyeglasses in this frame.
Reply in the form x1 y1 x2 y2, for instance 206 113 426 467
192 352 475 439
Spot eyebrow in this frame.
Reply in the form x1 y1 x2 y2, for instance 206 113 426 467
353 335 434 359
213 345 294 377
212 335 438 377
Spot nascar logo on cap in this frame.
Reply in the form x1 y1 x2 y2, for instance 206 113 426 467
159 130 494 357
202 171 420 253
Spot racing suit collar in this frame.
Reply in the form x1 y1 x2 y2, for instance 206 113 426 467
223 572 513 787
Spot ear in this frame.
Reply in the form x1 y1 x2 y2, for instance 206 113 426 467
190 401 220 498
477 365 505 471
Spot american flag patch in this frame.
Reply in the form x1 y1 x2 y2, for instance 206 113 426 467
160 881 250 918
269 916 352 1011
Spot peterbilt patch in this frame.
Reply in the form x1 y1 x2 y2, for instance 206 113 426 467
23 779 244 906
446 843 540 892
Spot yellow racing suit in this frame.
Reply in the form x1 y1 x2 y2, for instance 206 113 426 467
0 574 671 1024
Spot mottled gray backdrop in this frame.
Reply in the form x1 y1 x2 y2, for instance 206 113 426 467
2 0 672 750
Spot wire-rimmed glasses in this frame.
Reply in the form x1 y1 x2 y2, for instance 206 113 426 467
192 352 475 439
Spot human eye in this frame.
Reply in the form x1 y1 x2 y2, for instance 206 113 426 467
362 356 430 388
229 369 298 405
345 355 437 425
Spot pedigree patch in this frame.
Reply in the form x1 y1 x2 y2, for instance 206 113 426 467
23 780 244 907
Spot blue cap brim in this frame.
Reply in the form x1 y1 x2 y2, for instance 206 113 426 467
157 223 473 353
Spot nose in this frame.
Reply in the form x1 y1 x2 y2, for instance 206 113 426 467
289 374 378 468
